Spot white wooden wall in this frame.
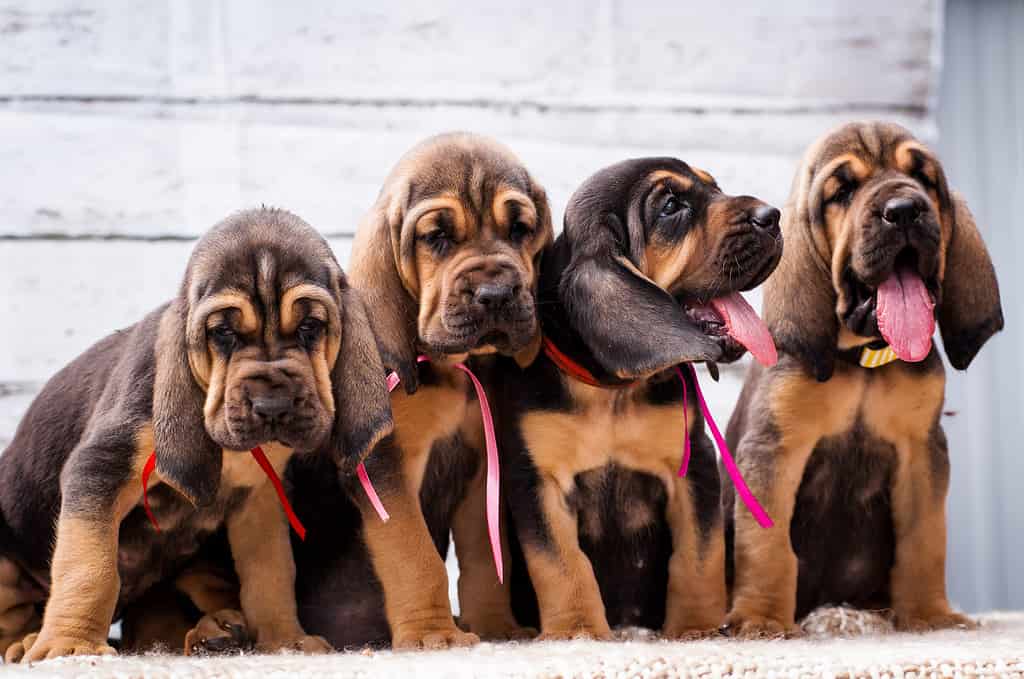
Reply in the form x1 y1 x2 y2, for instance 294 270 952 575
12 0 1003 611
0 0 941 443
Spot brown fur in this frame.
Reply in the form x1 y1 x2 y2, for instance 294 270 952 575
291 132 553 649
0 208 393 661
496 157 782 639
724 121 1003 638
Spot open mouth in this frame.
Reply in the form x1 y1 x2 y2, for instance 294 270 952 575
682 291 778 367
844 247 937 362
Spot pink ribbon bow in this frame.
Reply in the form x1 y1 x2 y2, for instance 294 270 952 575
356 356 504 583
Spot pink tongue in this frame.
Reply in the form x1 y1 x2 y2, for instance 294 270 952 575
710 292 778 367
876 267 935 362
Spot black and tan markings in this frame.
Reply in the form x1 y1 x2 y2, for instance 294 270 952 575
0 208 393 661
723 121 1003 638
287 132 553 649
493 158 783 639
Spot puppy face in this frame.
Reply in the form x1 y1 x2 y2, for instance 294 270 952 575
153 208 392 506
351 133 553 386
766 121 1002 379
812 127 948 340
558 158 782 377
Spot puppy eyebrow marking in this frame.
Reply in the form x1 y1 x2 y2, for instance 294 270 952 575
894 142 938 183
646 170 694 191
492 188 537 230
690 167 715 185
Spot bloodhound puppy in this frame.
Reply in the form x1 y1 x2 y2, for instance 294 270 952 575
723 121 1003 637
288 132 553 648
493 158 783 639
0 208 392 661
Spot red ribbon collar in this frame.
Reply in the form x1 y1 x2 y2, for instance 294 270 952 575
541 335 774 529
141 446 306 540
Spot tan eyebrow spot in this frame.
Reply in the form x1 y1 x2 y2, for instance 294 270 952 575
647 170 694 191
191 291 259 337
408 194 470 240
279 283 342 367
894 141 938 183
492 188 537 230
831 153 872 182
690 166 715 185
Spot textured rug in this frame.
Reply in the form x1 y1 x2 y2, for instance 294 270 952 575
3 611 1022 678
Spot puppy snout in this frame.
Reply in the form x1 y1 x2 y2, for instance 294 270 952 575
882 196 922 228
473 283 518 311
748 204 781 231
249 395 294 421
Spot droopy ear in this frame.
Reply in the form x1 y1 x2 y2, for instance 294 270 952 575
561 214 721 380
152 299 222 507
349 203 420 393
326 280 394 470
938 192 1003 370
764 159 839 382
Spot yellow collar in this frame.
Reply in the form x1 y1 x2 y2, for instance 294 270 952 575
859 344 900 368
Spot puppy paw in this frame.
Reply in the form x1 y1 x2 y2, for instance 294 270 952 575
459 615 537 641
185 609 252 656
257 634 333 654
662 624 721 641
17 632 116 662
537 622 612 641
895 609 977 632
393 624 479 650
720 611 797 639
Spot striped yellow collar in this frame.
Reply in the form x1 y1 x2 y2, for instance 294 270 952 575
859 344 900 368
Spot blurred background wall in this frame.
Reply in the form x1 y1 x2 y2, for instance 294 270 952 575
0 0 1018 612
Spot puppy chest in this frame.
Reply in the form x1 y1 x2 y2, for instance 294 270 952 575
520 396 690 488
392 384 469 457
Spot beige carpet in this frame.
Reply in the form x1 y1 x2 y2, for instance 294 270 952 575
3 611 1022 678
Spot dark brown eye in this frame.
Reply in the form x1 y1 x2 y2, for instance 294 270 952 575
209 325 236 353
421 229 451 254
509 221 532 243
660 194 690 217
297 318 323 347
830 181 855 204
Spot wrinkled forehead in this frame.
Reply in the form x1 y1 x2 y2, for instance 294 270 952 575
814 124 934 178
186 235 340 331
403 146 536 214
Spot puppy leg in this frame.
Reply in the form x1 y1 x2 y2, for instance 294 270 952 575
451 461 534 640
662 440 727 639
176 560 252 655
725 425 815 639
0 558 42 661
889 429 974 631
360 479 479 650
18 515 119 661
226 480 330 654
517 475 610 641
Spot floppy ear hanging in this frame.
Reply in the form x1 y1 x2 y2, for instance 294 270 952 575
560 213 721 380
763 161 839 382
152 300 223 507
325 279 395 470
937 192 1003 370
349 203 420 393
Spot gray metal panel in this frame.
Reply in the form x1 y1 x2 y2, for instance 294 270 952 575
939 0 1024 612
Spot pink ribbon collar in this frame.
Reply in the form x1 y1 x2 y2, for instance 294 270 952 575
357 356 504 584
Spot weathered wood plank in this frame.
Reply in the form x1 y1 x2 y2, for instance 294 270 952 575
0 105 935 238
1 1 939 109
0 238 352 382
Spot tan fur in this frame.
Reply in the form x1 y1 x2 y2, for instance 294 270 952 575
224 462 329 653
520 378 713 638
347 133 553 647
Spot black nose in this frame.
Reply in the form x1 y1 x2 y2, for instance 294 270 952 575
883 197 921 227
250 395 292 421
473 284 516 310
749 205 781 230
